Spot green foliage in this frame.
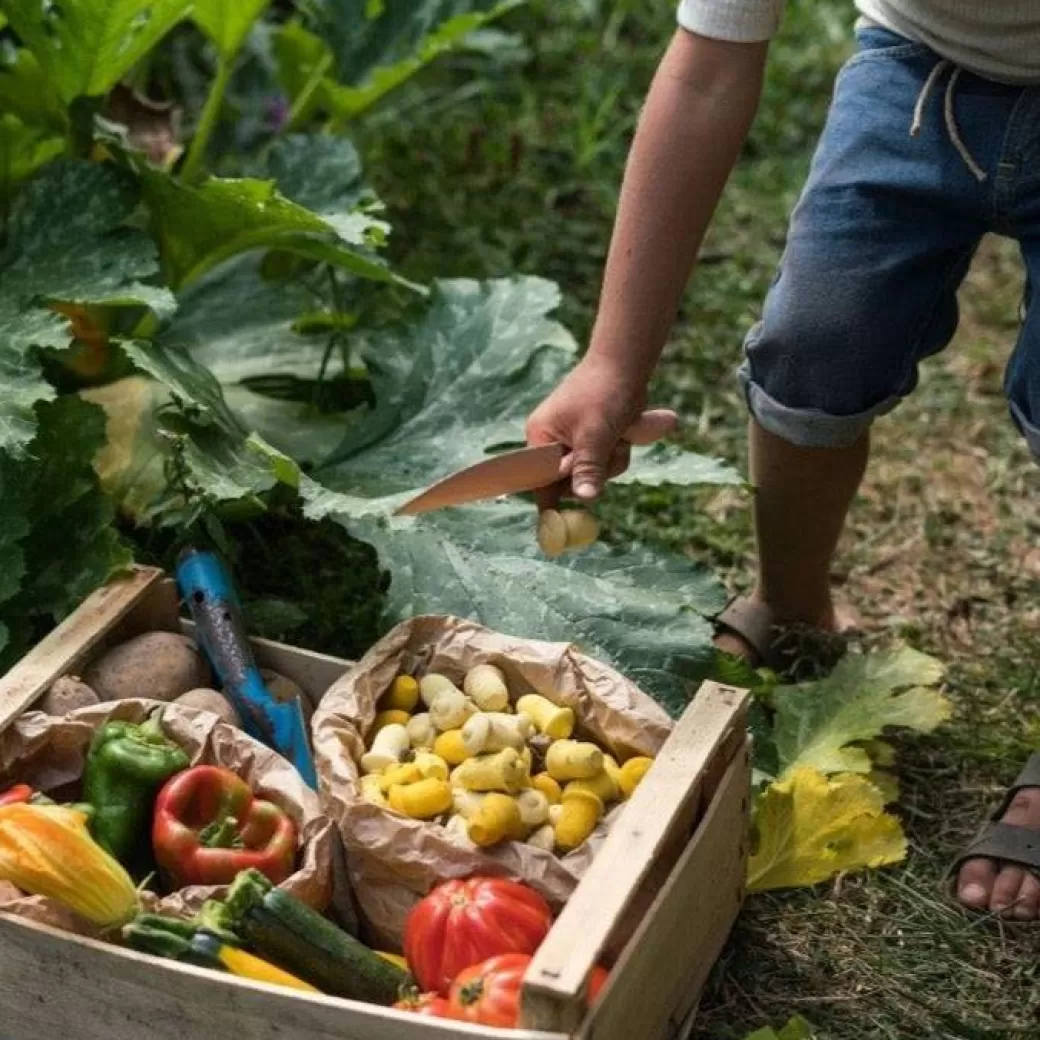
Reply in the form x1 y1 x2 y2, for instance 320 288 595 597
0 396 132 668
743 1016 814 1040
0 161 172 455
0 0 193 102
192 0 272 61
772 647 951 776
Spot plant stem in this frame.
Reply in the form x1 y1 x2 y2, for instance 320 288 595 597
283 53 334 135
182 57 233 183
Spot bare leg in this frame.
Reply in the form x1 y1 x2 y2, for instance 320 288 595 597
716 419 868 658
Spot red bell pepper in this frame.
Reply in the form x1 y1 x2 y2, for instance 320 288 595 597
152 766 296 888
0 784 34 808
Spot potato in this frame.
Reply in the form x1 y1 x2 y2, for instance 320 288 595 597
39 675 100 716
260 669 314 727
84 632 212 702
173 688 242 728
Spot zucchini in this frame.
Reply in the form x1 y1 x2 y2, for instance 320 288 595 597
222 870 410 1005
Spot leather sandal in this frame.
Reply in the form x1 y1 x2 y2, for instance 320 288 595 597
949 752 1040 919
715 596 782 669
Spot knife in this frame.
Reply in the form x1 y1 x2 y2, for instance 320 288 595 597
394 408 677 516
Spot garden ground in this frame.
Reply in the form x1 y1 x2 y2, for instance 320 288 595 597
354 1 1040 1035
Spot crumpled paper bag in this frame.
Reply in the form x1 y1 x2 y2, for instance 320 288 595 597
0 699 335 936
313 615 673 950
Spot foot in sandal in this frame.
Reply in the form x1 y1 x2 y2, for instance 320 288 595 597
713 593 859 668
954 754 1040 921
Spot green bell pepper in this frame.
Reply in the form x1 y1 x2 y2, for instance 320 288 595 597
84 711 189 877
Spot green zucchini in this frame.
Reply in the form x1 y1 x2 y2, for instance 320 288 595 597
221 870 409 1005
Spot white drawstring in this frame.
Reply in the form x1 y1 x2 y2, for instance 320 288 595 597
910 59 988 183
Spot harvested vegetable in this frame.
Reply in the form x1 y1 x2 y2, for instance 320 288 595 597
379 762 424 791
419 673 460 707
0 784 34 808
560 509 600 549
536 510 568 558
372 709 412 736
388 778 453 819
123 914 318 992
463 664 509 712
516 694 575 740
173 688 242 728
362 723 409 773
217 869 409 1004
39 675 100 716
451 748 529 793
84 710 190 876
153 766 296 887
394 991 453 1017
433 729 471 765
531 773 562 804
382 675 421 713
83 632 212 702
553 788 603 852
546 740 603 781
0 803 138 927
468 792 525 846
619 756 653 798
429 687 478 731
407 713 437 749
413 751 450 782
404 876 553 995
449 954 608 1027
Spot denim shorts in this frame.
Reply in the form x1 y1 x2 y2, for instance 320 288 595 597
740 26 1040 452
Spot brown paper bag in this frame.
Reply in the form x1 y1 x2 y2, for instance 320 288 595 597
313 615 672 950
0 699 336 936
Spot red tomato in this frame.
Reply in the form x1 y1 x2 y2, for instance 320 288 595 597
448 953 527 1027
404 876 553 994
393 992 453 1018
448 955 610 1028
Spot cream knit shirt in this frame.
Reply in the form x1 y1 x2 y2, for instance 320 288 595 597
677 1 1040 85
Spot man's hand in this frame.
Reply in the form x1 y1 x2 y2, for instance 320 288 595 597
526 355 650 507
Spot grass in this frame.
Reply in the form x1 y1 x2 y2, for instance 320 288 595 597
347 1 1040 1035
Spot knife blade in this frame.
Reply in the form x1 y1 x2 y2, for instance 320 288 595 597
393 409 678 516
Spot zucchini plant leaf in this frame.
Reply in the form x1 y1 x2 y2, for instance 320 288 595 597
747 767 907 892
0 48 68 133
0 396 132 670
137 165 400 290
0 0 194 103
192 0 272 61
313 277 740 510
743 1017 814 1040
278 0 523 123
773 646 950 777
0 160 174 456
0 115 64 199
312 499 726 712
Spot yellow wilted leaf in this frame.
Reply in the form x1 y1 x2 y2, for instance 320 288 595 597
747 767 907 893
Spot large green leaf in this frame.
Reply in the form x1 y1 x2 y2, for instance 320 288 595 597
0 0 194 102
279 0 522 123
773 646 951 776
0 160 174 456
315 277 577 502
0 115 64 199
138 166 400 289
192 0 272 61
0 48 68 133
0 396 132 670
314 277 740 510
309 498 725 712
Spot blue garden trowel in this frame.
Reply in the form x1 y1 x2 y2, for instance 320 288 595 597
175 548 318 790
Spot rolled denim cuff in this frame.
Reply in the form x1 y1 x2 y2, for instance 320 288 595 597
738 361 899 448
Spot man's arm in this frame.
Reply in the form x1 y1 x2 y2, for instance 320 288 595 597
527 29 769 500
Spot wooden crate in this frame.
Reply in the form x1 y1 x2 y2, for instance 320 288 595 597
0 566 750 1040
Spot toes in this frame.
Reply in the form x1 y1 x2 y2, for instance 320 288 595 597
1011 872 1040 922
957 856 998 909
990 865 1026 915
